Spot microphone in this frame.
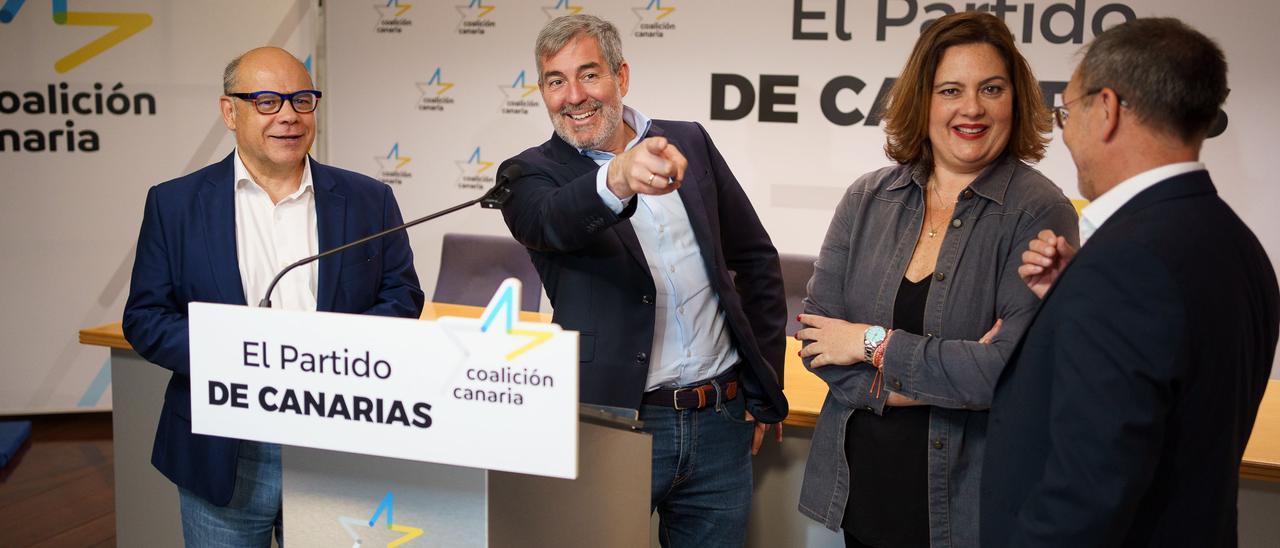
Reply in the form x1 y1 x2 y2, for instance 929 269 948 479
257 163 525 307
481 163 521 209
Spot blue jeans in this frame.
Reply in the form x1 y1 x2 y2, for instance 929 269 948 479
178 441 283 547
641 390 755 548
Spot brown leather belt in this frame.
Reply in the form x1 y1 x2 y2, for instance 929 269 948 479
642 372 739 410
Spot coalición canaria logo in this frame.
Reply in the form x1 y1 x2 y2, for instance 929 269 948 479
497 70 540 115
454 146 494 190
373 0 413 34
339 492 423 547
0 1 156 153
415 67 455 112
374 142 412 185
455 0 496 35
632 0 677 38
0 82 155 153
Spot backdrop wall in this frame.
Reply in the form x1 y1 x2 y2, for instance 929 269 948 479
0 0 319 414
323 0 1280 381
4 0 1278 414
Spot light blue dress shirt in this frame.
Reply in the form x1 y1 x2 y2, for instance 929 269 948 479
582 106 740 391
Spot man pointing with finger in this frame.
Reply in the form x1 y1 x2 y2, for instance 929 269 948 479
499 14 788 546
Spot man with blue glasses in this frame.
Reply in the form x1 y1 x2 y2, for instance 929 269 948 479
123 46 424 546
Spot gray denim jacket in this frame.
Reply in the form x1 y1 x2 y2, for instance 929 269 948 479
797 154 1079 547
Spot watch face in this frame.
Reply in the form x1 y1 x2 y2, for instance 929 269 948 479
865 325 887 346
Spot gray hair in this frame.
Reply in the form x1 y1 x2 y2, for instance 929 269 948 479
1079 17 1228 142
534 15 625 83
222 53 243 95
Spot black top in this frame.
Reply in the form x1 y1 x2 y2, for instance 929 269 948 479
843 275 932 547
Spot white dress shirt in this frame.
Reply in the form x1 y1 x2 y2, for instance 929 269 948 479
233 151 318 311
585 106 741 391
1079 161 1206 244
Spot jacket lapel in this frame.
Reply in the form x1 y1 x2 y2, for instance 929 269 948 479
653 123 718 270
312 160 345 313
200 153 247 306
546 132 649 273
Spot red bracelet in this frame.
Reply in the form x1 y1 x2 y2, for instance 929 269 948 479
867 329 894 398
872 329 894 369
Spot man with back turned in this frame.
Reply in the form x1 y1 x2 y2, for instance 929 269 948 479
981 18 1279 547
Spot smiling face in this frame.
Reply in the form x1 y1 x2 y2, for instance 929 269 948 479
219 48 316 178
538 33 629 153
927 42 1014 176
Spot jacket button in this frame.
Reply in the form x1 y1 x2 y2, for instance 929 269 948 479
933 439 945 450
951 218 963 228
934 271 946 282
962 189 974 200
635 352 648 364
891 379 902 390
864 406 874 412
641 295 654 305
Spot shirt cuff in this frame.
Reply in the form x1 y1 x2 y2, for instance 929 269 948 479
595 159 631 214
880 330 925 397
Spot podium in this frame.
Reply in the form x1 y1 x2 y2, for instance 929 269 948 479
177 279 654 546
282 409 650 547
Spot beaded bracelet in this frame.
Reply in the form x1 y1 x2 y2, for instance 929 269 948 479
867 329 894 398
872 329 894 369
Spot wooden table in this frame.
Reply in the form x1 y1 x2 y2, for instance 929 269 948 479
80 307 1280 481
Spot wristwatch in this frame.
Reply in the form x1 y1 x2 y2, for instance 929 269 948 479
863 325 887 364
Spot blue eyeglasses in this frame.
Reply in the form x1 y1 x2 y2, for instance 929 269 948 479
227 90 322 114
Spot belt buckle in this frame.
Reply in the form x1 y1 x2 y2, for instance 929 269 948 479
672 386 694 410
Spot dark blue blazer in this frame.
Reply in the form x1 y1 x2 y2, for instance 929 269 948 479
499 120 789 423
980 171 1279 547
122 152 424 506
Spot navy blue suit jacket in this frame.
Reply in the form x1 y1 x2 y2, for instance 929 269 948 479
981 171 1279 547
499 120 789 423
122 152 424 505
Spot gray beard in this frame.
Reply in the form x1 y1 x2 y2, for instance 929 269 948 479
550 100 623 151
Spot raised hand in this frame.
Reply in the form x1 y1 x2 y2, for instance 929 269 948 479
605 136 688 199
1018 229 1077 299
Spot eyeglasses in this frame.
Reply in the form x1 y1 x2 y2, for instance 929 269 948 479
1053 88 1128 130
227 90 322 115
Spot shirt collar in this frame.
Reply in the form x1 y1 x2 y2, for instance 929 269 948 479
233 149 314 201
577 105 651 161
891 152 1016 205
1079 161 1205 243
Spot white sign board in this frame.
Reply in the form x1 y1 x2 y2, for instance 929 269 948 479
187 281 578 479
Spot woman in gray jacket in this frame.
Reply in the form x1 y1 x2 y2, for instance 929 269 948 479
795 12 1078 548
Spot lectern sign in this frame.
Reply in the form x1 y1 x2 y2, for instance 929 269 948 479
188 279 579 479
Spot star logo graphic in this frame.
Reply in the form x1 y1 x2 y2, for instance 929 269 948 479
374 0 412 19
633 0 675 21
416 67 454 97
455 146 495 179
0 0 153 73
375 143 412 172
340 492 423 548
437 278 558 370
542 0 583 19
479 279 553 360
455 0 494 20
498 70 540 109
